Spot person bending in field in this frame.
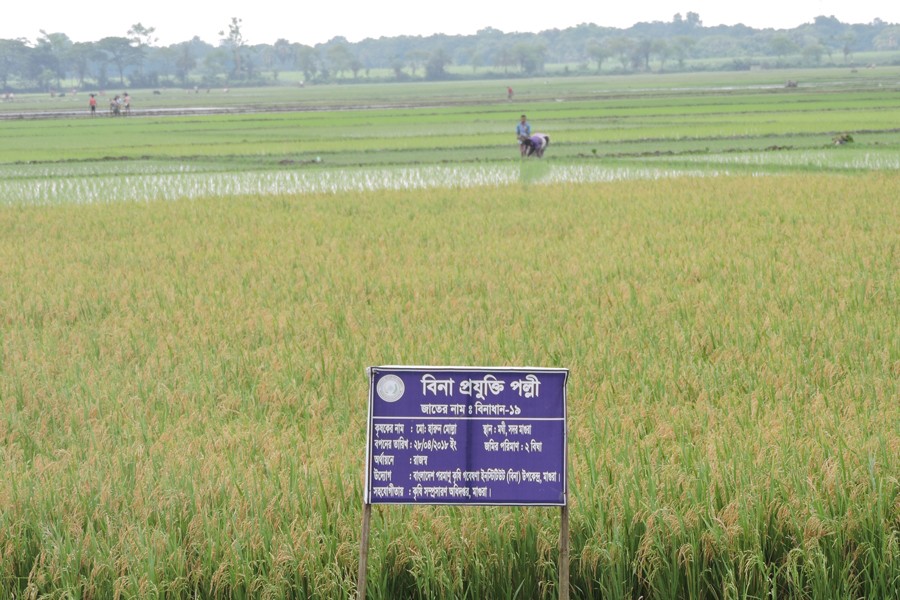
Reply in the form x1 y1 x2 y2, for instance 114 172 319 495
521 133 550 158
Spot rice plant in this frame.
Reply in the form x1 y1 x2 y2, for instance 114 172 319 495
1 173 897 599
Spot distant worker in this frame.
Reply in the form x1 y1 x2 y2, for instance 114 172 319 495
507 86 514 100
88 94 96 116
123 92 131 115
516 114 531 156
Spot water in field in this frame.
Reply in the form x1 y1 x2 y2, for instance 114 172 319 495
1 149 895 206
0 163 707 206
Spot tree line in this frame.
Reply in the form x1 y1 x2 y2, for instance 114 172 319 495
1 14 898 92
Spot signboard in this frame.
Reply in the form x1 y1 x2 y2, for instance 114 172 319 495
364 366 568 505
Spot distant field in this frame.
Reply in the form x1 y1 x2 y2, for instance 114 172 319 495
0 71 898 599
1 68 899 206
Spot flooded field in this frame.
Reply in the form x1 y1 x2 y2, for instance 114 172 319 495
0 163 723 205
3 145 897 206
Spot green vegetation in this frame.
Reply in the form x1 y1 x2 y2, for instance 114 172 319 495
2 13 900 91
1 69 899 206
0 72 898 599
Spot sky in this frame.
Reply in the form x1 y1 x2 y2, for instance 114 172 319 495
3 0 898 47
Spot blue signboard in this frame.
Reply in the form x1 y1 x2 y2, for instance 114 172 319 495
364 366 568 506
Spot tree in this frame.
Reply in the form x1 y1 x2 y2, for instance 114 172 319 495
0 38 28 89
685 12 703 29
391 58 405 80
218 17 246 79
201 48 229 83
839 32 856 62
256 44 277 78
295 45 319 82
653 39 671 71
606 37 635 70
801 40 825 65
128 23 157 83
460 47 483 73
242 47 258 80
68 42 96 87
37 31 72 90
94 61 109 89
811 15 845 40
22 43 56 91
273 39 293 70
586 40 610 72
406 49 429 76
695 34 745 58
633 38 653 70
97 37 137 86
425 48 451 80
671 36 696 68
512 42 547 74
495 45 516 73
1 15 896 90
769 34 798 60
873 27 900 50
174 42 197 86
326 43 354 78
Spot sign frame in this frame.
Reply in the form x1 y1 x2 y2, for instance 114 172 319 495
364 365 568 506
357 365 570 600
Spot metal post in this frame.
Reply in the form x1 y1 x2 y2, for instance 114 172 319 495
559 505 569 600
357 503 372 600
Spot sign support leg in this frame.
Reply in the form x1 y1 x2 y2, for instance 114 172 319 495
357 503 372 600
560 504 569 600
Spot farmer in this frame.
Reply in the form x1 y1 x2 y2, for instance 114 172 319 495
521 133 550 158
516 114 531 156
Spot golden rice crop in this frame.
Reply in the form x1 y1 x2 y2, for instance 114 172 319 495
1 173 898 599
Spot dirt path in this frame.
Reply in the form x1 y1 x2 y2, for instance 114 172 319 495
0 105 323 120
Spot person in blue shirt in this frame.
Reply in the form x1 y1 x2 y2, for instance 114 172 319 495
516 114 531 156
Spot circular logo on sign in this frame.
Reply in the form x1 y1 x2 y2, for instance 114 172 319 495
376 374 405 402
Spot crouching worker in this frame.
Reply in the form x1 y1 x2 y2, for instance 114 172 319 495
521 133 550 158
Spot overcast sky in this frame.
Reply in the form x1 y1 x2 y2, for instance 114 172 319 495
3 0 898 46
